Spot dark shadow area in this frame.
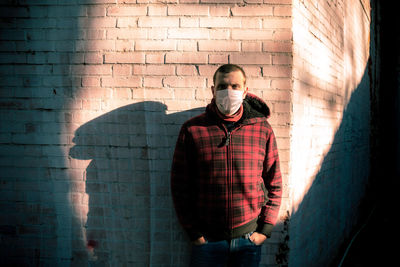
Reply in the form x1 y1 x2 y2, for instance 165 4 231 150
332 1 400 266
0 1 83 266
69 101 203 266
288 64 372 266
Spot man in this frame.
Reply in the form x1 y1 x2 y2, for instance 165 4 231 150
171 64 282 267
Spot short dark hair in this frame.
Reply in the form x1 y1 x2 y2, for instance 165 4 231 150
213 64 246 85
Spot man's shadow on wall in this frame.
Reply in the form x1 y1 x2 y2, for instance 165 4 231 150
69 101 203 266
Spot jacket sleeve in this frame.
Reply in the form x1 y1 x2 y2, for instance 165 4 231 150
170 124 202 241
257 128 282 238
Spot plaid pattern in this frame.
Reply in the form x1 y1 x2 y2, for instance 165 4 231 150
171 95 282 240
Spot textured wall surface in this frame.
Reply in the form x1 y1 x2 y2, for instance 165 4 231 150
0 0 373 266
0 0 292 266
289 0 371 266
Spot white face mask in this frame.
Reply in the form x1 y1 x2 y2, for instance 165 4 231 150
215 89 245 115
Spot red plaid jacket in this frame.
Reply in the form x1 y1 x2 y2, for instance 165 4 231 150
171 94 282 241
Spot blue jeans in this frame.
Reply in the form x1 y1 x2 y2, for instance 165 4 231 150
190 232 262 267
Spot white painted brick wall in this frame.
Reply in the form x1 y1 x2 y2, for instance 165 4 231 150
0 0 292 266
0 0 372 266
289 0 371 266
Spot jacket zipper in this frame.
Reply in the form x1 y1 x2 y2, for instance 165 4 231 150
221 124 244 233
226 129 233 231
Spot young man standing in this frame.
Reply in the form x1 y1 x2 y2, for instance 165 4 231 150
171 64 282 267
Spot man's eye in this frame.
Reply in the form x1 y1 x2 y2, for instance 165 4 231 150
218 84 227 89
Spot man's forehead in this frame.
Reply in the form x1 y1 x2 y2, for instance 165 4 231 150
215 70 245 81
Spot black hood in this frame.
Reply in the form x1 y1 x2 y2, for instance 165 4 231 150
242 93 271 120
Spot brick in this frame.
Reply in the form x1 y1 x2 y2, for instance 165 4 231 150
177 40 197 51
232 29 273 40
272 30 292 40
79 18 116 28
210 6 230 16
231 6 273 16
116 40 135 51
263 18 292 29
196 87 213 100
242 66 262 77
273 6 292 16
180 17 199 28
47 6 87 17
209 29 230 40
263 41 292 52
199 17 241 28
246 78 270 89
84 53 103 64
176 65 198 76
0 30 25 41
104 53 145 63
179 0 198 3
200 0 241 3
16 41 55 52
86 29 106 40
135 40 176 51
230 53 272 65
101 76 142 87
264 0 292 3
71 65 112 75
264 89 291 101
209 54 228 64
79 0 116 3
163 76 205 88
82 99 102 110
198 40 240 52
107 6 147 16
79 88 114 100
272 54 292 65
262 65 291 77
146 53 165 64
0 7 29 18
148 6 167 16
107 29 147 40
241 18 262 29
82 77 100 87
138 17 179 27
0 53 26 64
168 28 209 39
113 64 132 76
144 77 163 88
271 78 292 89
76 40 114 51
148 28 168 39
87 6 107 17
116 18 138 28
197 65 216 77
141 88 174 102
168 5 209 16
113 88 132 99
242 42 262 52
133 65 175 75
165 52 208 64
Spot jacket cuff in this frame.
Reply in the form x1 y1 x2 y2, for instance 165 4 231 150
256 223 274 238
187 230 203 241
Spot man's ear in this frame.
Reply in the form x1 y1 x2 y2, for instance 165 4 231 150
243 87 248 99
211 85 215 98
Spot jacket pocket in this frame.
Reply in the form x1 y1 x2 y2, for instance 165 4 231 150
258 182 268 208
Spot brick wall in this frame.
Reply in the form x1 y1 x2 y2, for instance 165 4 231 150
289 0 371 265
0 0 292 266
1 0 373 265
